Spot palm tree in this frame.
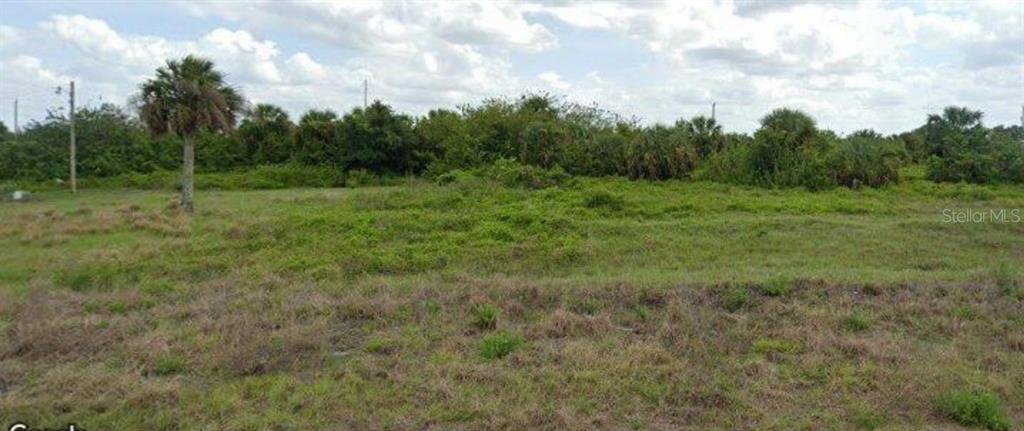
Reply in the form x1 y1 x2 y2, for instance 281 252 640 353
137 55 244 213
239 104 292 165
685 115 724 159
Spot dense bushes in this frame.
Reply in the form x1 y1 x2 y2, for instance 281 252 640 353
703 109 865 190
923 107 1024 184
828 135 905 188
1 97 1019 189
0 104 179 181
436 158 570 190
623 125 697 180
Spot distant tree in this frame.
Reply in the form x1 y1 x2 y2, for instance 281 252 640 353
991 124 1024 142
74 103 173 176
416 109 478 175
682 115 725 160
828 135 905 188
137 55 244 213
923 106 1022 184
750 108 831 188
924 106 985 158
623 125 696 180
294 110 340 166
338 101 418 174
239 104 293 165
847 129 882 139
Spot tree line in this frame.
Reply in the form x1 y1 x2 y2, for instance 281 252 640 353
2 58 1022 195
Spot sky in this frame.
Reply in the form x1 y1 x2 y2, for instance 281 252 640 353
0 0 1022 134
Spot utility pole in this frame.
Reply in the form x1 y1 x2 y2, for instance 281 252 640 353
363 78 368 109
69 80 76 194
13 98 18 135
711 102 716 121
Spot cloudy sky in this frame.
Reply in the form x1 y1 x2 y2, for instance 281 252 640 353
1 0 1021 134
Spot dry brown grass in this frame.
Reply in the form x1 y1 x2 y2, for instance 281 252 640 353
3 202 189 247
2 273 1021 429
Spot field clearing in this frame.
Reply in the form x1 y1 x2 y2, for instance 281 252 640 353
1 173 1023 429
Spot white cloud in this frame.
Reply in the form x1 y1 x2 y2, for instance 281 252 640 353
285 53 326 82
529 0 1023 132
0 25 21 47
538 71 571 91
185 0 557 53
1 1 1020 133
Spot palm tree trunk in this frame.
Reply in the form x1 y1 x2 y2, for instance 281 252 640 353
181 135 195 213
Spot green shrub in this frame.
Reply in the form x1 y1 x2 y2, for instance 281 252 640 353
484 158 569 189
752 338 800 354
364 337 392 354
748 108 834 190
757 278 792 297
153 355 187 376
106 301 129 315
433 169 474 185
723 285 750 312
582 190 625 211
698 140 758 185
952 305 977 320
992 261 1019 294
828 136 905 188
842 311 873 332
472 303 500 330
935 389 1010 431
55 266 119 291
698 109 836 190
623 125 697 180
479 331 525 359
346 169 379 187
924 107 1024 185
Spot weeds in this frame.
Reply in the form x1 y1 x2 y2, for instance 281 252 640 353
471 303 500 330
582 190 626 211
842 310 873 332
153 355 187 376
935 390 1011 431
479 332 525 360
752 338 800 355
723 285 750 312
757 278 792 297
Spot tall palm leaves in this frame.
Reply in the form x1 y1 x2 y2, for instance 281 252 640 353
684 115 725 159
239 104 292 165
137 55 244 213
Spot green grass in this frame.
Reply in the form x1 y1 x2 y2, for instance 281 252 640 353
935 390 1011 431
471 303 500 330
1 172 1022 429
479 331 525 359
153 355 187 376
842 310 874 332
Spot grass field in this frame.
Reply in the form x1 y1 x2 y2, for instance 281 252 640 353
1 170 1023 429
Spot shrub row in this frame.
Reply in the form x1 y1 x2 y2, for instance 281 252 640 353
1 96 1020 189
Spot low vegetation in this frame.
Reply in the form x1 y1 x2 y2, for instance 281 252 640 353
935 390 1012 431
1 172 1021 429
